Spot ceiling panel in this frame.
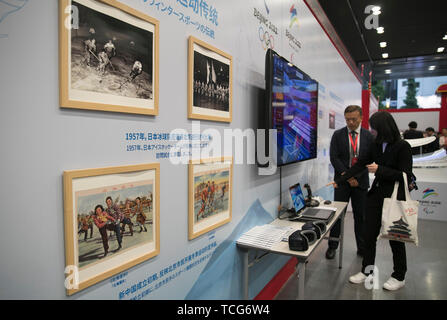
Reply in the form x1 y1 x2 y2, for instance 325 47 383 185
318 0 447 81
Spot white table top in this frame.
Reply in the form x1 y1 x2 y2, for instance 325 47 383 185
237 201 348 259
369 167 447 184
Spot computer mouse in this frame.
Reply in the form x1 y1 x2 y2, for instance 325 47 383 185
324 200 332 205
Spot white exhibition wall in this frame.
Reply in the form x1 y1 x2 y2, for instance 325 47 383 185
391 111 440 133
0 0 361 299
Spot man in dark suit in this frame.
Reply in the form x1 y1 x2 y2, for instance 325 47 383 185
422 127 439 153
326 105 374 259
403 121 424 155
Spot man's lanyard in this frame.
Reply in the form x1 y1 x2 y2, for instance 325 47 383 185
349 132 359 157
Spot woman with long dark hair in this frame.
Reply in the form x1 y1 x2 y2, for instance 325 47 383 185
329 111 413 291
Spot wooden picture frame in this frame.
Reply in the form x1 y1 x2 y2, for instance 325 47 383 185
59 0 159 115
188 157 233 240
63 163 160 295
188 36 233 122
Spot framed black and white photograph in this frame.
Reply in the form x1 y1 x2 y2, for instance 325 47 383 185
188 36 232 122
59 0 159 115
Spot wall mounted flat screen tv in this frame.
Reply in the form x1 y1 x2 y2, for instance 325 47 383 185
265 49 318 167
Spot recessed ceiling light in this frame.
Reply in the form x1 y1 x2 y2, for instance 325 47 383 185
382 53 389 58
443 35 447 40
437 47 445 53
429 66 436 70
380 42 387 48
385 69 391 74
377 27 384 34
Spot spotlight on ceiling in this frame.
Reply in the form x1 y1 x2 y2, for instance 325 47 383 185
385 69 391 74
376 27 384 34
443 35 447 40
437 47 445 53
429 66 436 71
380 42 387 48
382 53 389 59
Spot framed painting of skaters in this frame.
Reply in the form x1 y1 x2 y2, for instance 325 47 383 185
188 36 233 122
188 157 233 240
63 163 160 295
59 0 159 115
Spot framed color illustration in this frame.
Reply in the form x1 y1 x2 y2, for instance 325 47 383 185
188 157 233 240
188 36 233 122
59 0 159 115
63 163 160 295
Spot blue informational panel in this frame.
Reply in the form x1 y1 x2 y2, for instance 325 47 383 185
0 0 360 299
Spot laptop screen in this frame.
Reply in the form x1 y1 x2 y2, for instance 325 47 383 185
289 183 306 213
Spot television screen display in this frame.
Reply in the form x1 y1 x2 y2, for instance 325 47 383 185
266 49 318 166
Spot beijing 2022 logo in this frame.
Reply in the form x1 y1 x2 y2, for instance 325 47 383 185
422 188 438 199
289 4 299 29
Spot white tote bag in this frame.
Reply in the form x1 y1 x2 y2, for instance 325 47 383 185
380 172 419 246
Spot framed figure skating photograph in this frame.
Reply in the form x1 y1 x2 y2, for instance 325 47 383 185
188 157 233 240
59 0 159 115
63 162 160 295
188 36 233 122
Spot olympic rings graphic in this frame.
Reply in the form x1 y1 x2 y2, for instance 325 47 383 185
258 26 274 50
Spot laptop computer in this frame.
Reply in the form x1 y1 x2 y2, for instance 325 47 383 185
288 183 335 223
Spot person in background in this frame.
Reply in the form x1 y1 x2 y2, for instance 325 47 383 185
439 128 447 150
326 105 374 260
105 196 123 250
197 185 209 220
135 197 147 233
84 38 97 67
209 181 216 208
93 204 115 258
130 61 143 82
221 183 227 200
104 39 116 59
97 51 110 75
403 121 423 155
328 111 413 291
121 200 134 237
87 214 94 239
78 216 90 241
422 127 439 153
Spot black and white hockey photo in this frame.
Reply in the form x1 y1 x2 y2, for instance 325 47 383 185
193 51 230 112
70 0 153 101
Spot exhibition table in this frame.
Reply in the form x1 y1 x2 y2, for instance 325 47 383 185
237 201 348 300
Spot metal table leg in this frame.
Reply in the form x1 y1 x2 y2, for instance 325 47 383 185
242 248 249 300
338 209 346 269
296 261 306 300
